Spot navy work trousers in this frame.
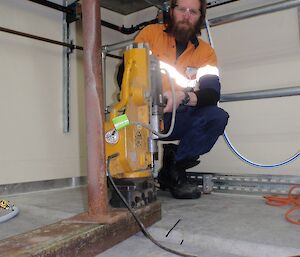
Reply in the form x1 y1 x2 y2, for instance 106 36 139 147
163 105 229 162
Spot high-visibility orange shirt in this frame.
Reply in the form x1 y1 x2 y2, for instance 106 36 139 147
134 23 217 92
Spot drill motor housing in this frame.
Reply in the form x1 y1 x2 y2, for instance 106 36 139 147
105 43 164 208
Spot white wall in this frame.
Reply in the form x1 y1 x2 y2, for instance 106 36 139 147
0 0 84 184
199 1 300 175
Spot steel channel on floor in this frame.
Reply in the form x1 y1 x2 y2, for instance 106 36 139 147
187 172 300 195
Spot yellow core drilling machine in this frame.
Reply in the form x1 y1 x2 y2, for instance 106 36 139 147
105 43 164 208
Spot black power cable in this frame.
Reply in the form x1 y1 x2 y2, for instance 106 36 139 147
107 153 200 257
101 19 158 35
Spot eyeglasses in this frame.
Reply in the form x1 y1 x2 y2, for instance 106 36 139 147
174 5 201 17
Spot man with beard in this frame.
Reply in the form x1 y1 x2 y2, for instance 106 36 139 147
119 0 229 199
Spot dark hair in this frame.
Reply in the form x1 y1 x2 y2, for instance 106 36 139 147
167 0 207 34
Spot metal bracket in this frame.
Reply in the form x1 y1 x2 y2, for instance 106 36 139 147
187 172 300 195
202 174 214 194
63 0 71 133
298 7 300 42
67 1 82 24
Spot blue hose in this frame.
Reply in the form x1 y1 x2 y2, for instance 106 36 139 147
204 20 300 169
223 131 300 168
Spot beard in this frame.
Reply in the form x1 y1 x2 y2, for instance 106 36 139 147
171 19 197 44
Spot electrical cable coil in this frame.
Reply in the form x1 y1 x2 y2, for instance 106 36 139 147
264 185 300 225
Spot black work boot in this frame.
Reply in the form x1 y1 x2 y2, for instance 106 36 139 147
157 144 177 191
169 160 201 199
158 144 201 199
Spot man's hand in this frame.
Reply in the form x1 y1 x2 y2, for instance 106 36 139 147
163 90 185 113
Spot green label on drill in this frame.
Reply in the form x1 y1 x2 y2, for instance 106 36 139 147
112 114 130 130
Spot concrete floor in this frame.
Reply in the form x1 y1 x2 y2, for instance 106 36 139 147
1 186 300 257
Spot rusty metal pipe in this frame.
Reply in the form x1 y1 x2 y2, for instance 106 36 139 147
82 0 108 215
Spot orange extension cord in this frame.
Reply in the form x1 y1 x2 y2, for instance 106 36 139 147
264 185 300 225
